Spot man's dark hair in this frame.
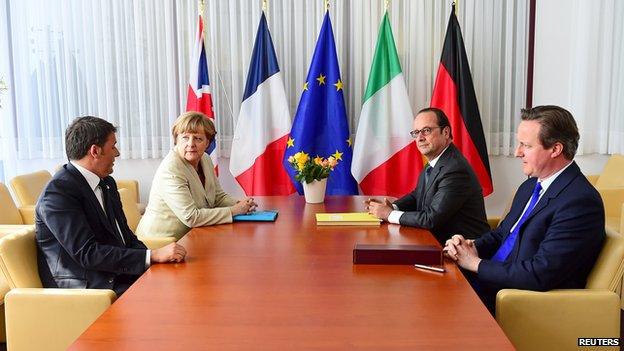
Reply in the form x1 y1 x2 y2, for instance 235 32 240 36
417 107 453 139
65 116 117 160
521 105 579 160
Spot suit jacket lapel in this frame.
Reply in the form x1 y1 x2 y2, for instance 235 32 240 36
415 170 428 209
522 162 580 225
200 155 215 205
422 144 455 196
65 163 120 240
510 162 580 259
172 150 213 207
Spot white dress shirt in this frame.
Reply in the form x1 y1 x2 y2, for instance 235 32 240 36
387 145 451 224
70 162 150 267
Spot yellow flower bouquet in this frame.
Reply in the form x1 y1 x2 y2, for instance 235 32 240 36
287 151 338 184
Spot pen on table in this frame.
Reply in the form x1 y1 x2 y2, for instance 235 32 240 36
414 264 446 273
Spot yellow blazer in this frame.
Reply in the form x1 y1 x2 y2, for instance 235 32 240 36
136 150 238 240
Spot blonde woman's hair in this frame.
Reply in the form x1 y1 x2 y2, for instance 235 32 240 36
171 111 216 145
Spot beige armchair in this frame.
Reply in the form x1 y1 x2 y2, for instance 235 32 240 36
590 154 624 188
0 228 116 350
0 182 35 225
495 227 624 351
8 170 52 206
487 190 515 230
0 226 35 343
586 154 624 232
118 188 175 250
116 179 146 214
598 187 624 232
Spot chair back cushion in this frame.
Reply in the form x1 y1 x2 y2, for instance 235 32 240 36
596 154 624 188
0 183 24 225
0 228 43 288
118 188 141 232
9 170 52 206
586 227 624 291
116 179 140 203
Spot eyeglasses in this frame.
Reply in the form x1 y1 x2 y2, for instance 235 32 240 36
409 126 442 138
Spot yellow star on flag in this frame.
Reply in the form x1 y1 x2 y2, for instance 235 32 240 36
332 150 343 161
316 74 326 85
346 138 352 147
334 79 343 91
303 82 309 91
286 137 295 148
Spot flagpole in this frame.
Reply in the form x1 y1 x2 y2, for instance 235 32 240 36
385 0 389 11
262 0 267 12
197 0 235 140
324 0 329 11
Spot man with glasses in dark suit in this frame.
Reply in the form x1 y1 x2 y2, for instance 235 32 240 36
366 107 489 244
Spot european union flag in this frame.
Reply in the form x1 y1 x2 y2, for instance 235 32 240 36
282 11 358 195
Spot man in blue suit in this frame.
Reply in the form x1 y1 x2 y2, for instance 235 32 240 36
444 105 605 312
36 116 187 296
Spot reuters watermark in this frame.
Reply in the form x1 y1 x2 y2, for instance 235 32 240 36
578 338 620 347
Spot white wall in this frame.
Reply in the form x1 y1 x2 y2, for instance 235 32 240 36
532 0 575 107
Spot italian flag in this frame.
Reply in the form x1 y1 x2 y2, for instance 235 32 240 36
351 12 422 197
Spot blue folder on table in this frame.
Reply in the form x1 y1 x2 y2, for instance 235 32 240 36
233 210 279 222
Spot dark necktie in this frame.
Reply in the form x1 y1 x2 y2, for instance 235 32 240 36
420 165 434 207
492 181 543 262
424 165 433 185
98 179 124 244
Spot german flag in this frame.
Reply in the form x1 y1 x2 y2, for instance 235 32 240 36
431 5 493 196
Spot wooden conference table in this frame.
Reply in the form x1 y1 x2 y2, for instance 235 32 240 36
71 196 513 350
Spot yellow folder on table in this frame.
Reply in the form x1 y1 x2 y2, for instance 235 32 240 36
315 212 382 226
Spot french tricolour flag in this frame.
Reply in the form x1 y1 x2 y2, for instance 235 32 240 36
186 14 218 171
229 13 295 196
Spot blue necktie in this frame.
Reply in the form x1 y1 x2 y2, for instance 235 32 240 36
492 181 543 262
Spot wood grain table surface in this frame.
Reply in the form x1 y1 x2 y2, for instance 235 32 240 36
70 196 513 350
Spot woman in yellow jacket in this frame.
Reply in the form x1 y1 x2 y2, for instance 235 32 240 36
136 112 256 240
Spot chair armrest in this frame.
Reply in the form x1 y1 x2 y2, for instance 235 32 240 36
487 217 501 230
0 225 35 236
138 236 176 249
496 289 620 351
586 174 600 186
17 205 36 225
5 288 116 350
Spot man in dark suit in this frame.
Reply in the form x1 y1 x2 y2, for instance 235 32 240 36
444 105 605 312
36 116 187 296
366 107 489 243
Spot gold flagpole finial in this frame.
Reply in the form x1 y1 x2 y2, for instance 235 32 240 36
324 0 329 11
199 0 205 17
385 0 389 11
262 0 267 12
453 0 459 15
